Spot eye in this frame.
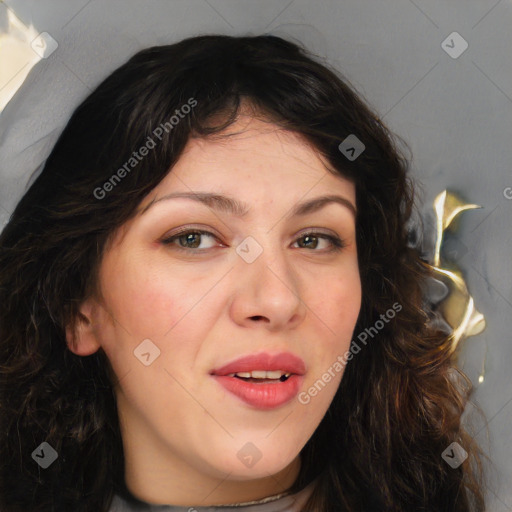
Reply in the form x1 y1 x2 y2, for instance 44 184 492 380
293 232 346 252
160 228 346 254
161 229 221 251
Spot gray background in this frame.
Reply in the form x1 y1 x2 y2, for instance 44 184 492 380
0 0 510 509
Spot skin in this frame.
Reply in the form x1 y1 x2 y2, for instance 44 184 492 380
66 114 362 507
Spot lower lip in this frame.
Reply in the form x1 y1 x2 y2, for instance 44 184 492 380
212 375 304 410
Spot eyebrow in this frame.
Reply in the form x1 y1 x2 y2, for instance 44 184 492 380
139 192 357 218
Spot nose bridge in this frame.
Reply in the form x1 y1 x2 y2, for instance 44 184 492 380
231 232 305 327
237 232 295 289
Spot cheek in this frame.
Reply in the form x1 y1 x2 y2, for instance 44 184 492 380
299 272 361 412
312 269 361 360
320 269 361 328
98 254 227 387
100 254 207 340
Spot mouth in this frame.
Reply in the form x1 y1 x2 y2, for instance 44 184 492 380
225 370 293 383
210 352 306 409
210 351 306 376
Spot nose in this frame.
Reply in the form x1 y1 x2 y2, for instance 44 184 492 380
229 241 307 332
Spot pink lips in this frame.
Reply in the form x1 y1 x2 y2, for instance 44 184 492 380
210 352 306 410
211 352 306 376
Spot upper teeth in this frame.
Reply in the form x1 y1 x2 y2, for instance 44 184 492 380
228 370 291 379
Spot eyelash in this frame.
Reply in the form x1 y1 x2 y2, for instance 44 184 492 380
160 228 346 254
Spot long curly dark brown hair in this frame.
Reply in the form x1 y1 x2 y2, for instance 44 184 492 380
0 34 487 511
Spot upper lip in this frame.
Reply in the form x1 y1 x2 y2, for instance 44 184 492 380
210 352 306 376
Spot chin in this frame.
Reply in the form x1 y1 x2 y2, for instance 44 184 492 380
224 461 295 481
208 442 299 480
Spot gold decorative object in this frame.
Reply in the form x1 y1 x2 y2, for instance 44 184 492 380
429 191 486 373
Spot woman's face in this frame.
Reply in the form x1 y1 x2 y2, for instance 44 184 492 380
68 115 361 505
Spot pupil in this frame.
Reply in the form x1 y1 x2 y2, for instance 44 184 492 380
180 233 200 248
301 235 317 249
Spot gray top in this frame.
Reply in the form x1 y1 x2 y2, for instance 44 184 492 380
108 479 317 512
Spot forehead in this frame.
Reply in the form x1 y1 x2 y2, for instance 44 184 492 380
188 116 325 169
160 115 355 202
109 116 356 250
